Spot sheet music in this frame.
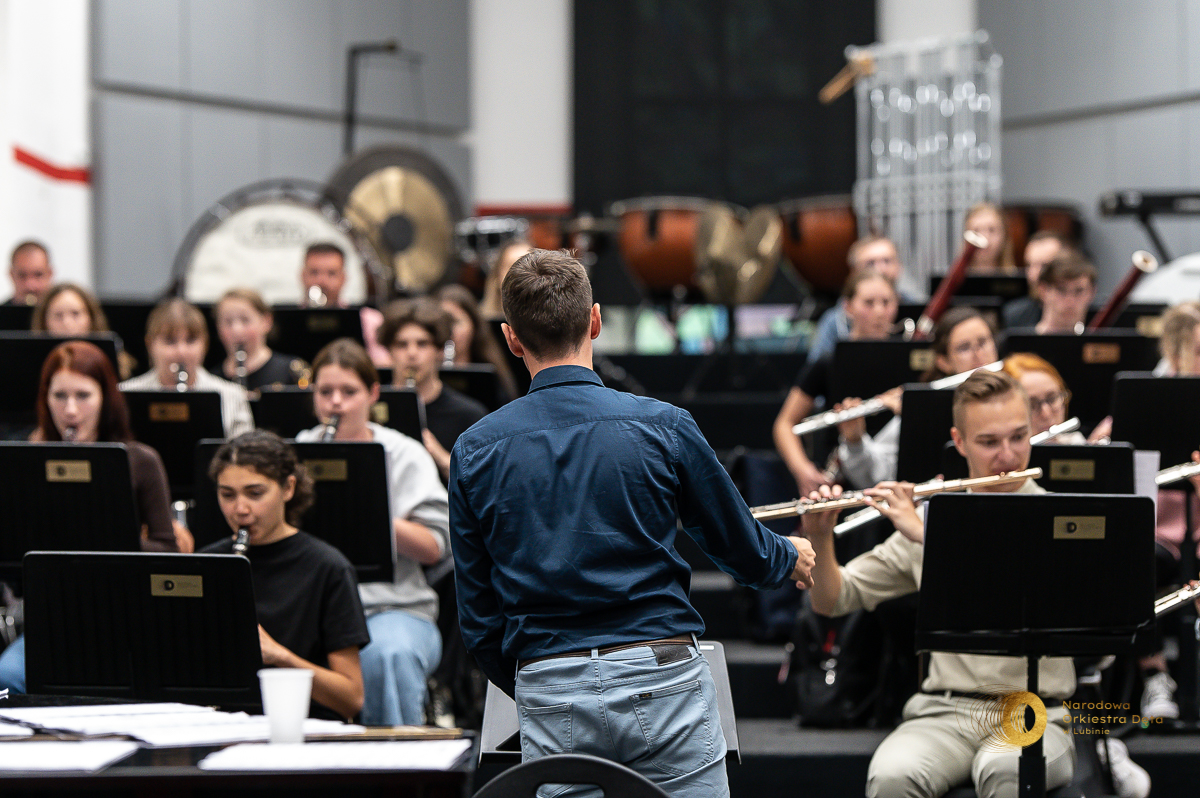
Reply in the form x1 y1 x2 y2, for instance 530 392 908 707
0 741 138 771
0 721 32 738
1134 450 1161 506
198 739 472 771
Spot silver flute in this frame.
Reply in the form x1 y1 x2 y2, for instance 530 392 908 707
791 361 1004 436
1156 460 1200 487
832 419 1080 536
321 413 341 442
232 527 250 556
1155 579 1200 617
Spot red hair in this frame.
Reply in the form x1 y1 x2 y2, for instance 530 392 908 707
36 341 133 442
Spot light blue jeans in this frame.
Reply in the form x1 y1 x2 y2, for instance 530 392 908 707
515 641 729 798
360 610 442 726
0 635 23 693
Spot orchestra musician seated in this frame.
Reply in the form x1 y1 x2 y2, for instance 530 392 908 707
31 282 136 378
964 202 1018 274
203 430 369 720
805 370 1075 798
835 307 999 488
1002 352 1111 443
119 298 253 438
1154 300 1200 376
296 339 449 726
6 240 53 306
437 283 519 403
214 287 309 393
300 242 389 367
0 340 188 695
774 270 899 496
1033 252 1096 335
1002 231 1070 329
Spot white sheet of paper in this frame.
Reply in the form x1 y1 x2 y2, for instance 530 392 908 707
198 739 472 771
0 721 33 738
0 741 138 772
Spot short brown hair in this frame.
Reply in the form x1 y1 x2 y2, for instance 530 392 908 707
311 337 379 389
846 234 896 269
209 430 315 525
376 297 451 349
304 242 345 263
501 249 592 360
952 369 1027 428
32 283 109 333
841 269 896 301
145 298 208 348
1037 251 1096 287
216 287 272 318
10 239 48 266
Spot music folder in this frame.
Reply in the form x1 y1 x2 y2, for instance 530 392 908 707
122 389 224 500
917 492 1154 656
1 332 122 427
269 306 364 363
250 386 423 442
0 443 142 587
23 551 263 712
440 364 502 410
191 439 394 583
939 442 1137 495
1110 373 1200 472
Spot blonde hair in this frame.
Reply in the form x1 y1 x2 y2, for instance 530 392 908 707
1159 301 1200 374
965 202 1017 273
952 369 1027 429
145 298 208 347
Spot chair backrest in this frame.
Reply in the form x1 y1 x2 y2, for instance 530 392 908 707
473 753 670 798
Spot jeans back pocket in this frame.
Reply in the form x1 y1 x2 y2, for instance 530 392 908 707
519 702 574 759
630 679 717 777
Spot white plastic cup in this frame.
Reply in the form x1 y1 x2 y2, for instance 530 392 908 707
258 668 314 744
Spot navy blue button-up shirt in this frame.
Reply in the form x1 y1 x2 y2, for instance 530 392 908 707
449 364 798 696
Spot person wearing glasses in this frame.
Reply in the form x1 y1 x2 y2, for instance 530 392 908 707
1001 353 1088 443
1033 253 1096 335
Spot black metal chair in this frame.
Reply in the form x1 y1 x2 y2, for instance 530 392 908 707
473 753 670 798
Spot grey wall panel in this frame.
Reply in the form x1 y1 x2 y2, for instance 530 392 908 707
186 0 265 100
94 0 184 89
262 118 342 182
396 0 470 129
1106 1 1186 106
258 0 341 110
94 95 187 296
185 108 266 222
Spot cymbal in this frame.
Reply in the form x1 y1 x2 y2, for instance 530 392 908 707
693 204 780 305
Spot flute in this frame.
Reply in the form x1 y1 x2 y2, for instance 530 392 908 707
232 527 250 556
791 361 1004 437
1156 460 1200 487
321 413 341 442
751 468 1041 521
834 423 1078 535
1155 580 1200 617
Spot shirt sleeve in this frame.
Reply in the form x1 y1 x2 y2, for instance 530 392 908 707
223 384 255 437
829 530 921 616
673 408 798 590
838 415 901 488
448 445 516 697
129 444 179 552
388 439 451 559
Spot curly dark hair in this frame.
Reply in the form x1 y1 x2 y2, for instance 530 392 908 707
208 430 315 525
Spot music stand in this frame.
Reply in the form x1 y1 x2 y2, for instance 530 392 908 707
938 443 1138 495
0 443 142 588
479 641 740 765
928 274 1029 302
1088 302 1166 336
918 492 1155 797
441 364 502 410
998 331 1159 432
99 299 156 376
23 551 262 712
0 303 34 331
122 389 225 500
895 385 955 483
1110 372 1200 725
190 440 394 583
269 306 364 362
0 333 121 428
249 387 423 443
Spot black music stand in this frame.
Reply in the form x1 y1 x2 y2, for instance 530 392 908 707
269 306 364 362
928 274 1028 302
0 303 34 331
375 387 425 439
99 299 156 376
249 387 423 443
895 385 955 483
0 332 121 429
1088 302 1166 336
0 443 142 588
1111 373 1200 726
998 331 1159 432
479 641 740 765
23 551 262 712
938 443 1138 495
918 492 1155 798
441 364 502 411
122 390 224 500
831 340 932 404
190 440 394 583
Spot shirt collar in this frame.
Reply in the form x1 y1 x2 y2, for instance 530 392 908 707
528 364 603 393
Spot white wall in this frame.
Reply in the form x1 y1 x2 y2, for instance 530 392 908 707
878 0 975 43
466 0 572 215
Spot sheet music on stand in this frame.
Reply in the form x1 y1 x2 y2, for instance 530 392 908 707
0 741 139 772
198 739 473 771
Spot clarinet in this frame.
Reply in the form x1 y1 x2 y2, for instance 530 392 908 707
232 527 250 556
321 413 341 442
62 426 78 442
233 343 248 388
172 362 189 392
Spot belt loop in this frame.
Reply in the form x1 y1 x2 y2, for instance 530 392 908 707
590 647 600 661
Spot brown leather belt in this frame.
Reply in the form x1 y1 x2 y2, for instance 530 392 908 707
518 636 694 671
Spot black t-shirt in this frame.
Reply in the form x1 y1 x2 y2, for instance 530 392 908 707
426 384 487 454
794 353 833 400
203 531 370 719
1002 296 1042 329
245 351 309 391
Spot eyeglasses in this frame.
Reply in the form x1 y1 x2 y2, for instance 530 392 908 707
1029 390 1070 412
950 337 994 357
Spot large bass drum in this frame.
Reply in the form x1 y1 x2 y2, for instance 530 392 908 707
610 197 745 297
174 179 383 305
778 195 858 295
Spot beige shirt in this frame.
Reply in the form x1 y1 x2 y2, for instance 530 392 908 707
830 479 1076 698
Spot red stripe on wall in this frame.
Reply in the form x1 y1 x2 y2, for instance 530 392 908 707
474 203 572 217
12 145 91 184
